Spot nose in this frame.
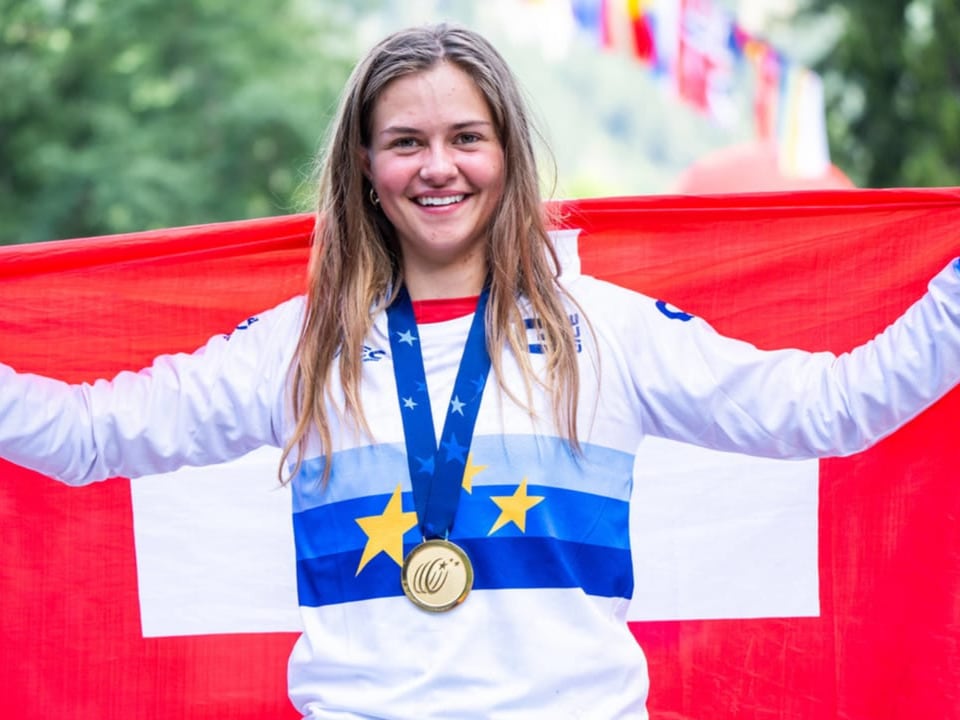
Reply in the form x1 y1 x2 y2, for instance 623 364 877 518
419 143 457 184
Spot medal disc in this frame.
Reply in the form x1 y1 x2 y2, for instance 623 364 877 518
401 539 473 612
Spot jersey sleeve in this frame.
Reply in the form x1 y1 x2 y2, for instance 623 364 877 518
614 259 960 459
0 296 303 485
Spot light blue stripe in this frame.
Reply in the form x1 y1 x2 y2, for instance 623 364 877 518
291 434 635 514
291 442 408 512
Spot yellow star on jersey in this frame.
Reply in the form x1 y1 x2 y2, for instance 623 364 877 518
488 478 545 535
354 483 418 575
461 452 488 494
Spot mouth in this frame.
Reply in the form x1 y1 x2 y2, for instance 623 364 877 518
415 194 466 207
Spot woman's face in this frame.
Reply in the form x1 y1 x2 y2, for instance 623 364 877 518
364 61 505 300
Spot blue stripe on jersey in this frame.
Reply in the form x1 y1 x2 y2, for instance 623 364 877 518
296 537 633 607
291 435 635 513
290 434 636 608
292 484 631 561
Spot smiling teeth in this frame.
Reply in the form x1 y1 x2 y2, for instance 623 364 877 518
417 195 464 206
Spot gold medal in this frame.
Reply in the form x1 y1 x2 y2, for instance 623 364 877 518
401 539 473 612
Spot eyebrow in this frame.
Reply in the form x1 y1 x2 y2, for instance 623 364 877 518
378 120 494 137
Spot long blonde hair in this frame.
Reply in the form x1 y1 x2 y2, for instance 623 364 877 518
281 23 582 483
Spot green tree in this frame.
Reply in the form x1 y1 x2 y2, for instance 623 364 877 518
800 0 960 188
0 0 362 244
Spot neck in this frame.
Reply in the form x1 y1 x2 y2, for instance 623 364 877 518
402 262 486 301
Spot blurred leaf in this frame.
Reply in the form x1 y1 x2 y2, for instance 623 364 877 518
800 0 960 188
0 0 366 243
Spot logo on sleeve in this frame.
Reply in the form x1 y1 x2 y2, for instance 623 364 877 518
655 300 694 322
224 316 260 339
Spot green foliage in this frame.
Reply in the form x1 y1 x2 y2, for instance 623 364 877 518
800 0 960 187
0 0 362 243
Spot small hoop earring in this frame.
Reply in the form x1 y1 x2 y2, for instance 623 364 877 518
369 187 380 206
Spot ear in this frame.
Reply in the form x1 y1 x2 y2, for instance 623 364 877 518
359 147 372 180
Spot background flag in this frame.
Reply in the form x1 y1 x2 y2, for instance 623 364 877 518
1 189 959 719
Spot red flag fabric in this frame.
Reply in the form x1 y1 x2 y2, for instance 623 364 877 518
1 189 959 719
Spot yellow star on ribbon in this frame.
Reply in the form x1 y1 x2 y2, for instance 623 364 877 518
461 452 487 494
488 478 544 535
354 483 418 575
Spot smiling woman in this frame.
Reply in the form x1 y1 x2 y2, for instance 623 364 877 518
362 61 505 300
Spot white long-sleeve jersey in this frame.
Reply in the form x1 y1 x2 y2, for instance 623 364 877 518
2 260 960 719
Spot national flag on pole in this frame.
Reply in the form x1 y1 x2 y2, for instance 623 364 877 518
677 0 738 124
627 0 657 63
2 189 959 719
570 0 654 61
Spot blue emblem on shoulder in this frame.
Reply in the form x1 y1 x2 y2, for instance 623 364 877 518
655 300 694 322
235 316 260 331
224 316 260 339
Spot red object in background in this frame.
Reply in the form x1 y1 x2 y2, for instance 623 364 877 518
2 190 960 720
675 140 855 193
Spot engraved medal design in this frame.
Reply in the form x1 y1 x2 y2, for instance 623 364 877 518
401 539 474 612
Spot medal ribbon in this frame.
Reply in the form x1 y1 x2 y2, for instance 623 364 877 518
387 286 491 540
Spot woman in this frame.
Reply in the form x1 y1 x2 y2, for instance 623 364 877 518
2 23 959 719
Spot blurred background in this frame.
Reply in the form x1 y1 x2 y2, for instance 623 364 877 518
1 0 957 244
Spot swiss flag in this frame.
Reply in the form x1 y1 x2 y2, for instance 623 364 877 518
1 190 959 719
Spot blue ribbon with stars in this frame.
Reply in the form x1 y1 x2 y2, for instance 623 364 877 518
386 286 491 540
